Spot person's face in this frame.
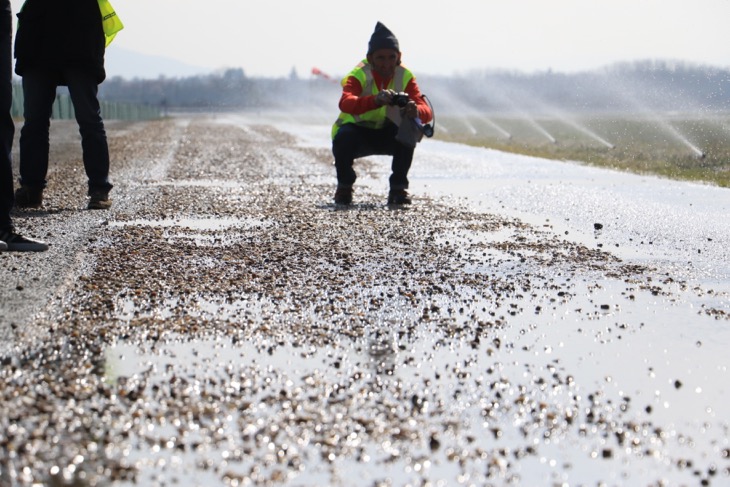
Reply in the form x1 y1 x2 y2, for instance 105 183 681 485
367 49 400 78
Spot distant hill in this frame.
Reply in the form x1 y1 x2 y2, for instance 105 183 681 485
104 47 211 80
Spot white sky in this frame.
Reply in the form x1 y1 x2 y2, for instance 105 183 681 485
10 0 730 78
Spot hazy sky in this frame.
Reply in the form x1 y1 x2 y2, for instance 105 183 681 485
9 0 730 78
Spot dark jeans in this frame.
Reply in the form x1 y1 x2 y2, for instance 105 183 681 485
0 0 13 231
332 122 415 190
19 68 112 194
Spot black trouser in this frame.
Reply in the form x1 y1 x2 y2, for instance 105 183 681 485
0 0 14 232
332 122 414 190
19 68 112 194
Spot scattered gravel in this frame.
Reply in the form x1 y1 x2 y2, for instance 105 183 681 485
1 115 727 486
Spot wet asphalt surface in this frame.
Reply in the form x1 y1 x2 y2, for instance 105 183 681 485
0 115 728 486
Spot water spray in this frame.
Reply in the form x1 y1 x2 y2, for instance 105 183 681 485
558 117 614 148
603 75 706 159
527 119 557 144
483 118 512 139
668 122 705 159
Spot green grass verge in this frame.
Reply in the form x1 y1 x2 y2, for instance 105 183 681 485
433 114 730 188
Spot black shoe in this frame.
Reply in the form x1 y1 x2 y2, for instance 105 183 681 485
14 185 43 209
387 189 412 205
334 187 353 205
0 230 49 252
88 190 112 210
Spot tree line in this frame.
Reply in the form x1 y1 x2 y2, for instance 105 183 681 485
98 60 730 115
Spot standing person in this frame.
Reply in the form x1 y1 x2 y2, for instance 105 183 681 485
13 0 113 210
0 0 46 251
331 21 432 206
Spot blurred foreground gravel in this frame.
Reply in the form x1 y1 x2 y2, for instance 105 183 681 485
0 116 728 486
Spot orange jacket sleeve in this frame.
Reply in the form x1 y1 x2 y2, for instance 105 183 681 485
338 76 378 115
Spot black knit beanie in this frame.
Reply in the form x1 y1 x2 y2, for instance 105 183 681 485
368 22 400 54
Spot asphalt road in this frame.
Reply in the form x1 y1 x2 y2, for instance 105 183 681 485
1 115 728 487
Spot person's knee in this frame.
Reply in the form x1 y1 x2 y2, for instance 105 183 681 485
334 124 352 141
332 132 355 162
20 118 50 134
77 121 106 138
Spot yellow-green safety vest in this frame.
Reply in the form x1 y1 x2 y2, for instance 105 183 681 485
98 0 124 46
331 60 414 139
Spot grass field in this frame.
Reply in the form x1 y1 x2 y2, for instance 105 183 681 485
433 113 730 188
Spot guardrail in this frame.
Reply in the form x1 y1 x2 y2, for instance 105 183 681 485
11 83 162 121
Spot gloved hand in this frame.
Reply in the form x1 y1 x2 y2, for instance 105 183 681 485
375 89 394 106
402 100 418 119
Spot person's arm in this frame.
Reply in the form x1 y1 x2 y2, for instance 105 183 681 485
338 76 380 115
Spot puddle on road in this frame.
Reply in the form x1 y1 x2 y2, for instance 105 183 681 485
103 328 468 486
415 176 730 286
101 273 729 486
93 163 728 485
110 216 267 231
148 179 253 189
114 295 281 323
108 216 273 246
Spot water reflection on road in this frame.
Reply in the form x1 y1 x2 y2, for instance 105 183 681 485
99 116 728 486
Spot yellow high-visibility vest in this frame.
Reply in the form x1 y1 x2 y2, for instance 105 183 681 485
331 60 414 139
98 0 123 46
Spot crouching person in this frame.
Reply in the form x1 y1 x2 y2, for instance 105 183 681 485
332 22 432 206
